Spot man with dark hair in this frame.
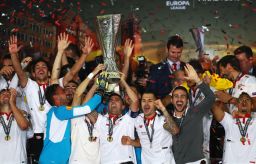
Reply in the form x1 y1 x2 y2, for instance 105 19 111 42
134 91 179 163
234 45 256 76
39 84 102 164
0 88 29 163
212 92 256 163
216 55 256 114
171 64 215 164
0 55 14 91
147 35 186 98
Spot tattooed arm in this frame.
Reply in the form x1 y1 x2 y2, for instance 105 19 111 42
154 99 180 135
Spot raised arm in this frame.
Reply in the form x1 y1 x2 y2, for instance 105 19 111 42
120 72 139 112
154 99 179 135
55 94 102 120
121 39 134 79
62 36 94 86
51 33 70 84
72 64 105 106
211 100 227 122
184 64 215 115
8 35 28 88
9 57 32 89
9 88 29 130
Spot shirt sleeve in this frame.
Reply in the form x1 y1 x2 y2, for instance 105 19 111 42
220 112 233 131
54 94 102 120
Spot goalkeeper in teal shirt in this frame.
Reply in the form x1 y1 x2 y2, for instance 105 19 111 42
39 83 105 164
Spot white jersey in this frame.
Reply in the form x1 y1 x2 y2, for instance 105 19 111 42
96 113 136 164
0 112 28 163
135 113 175 164
69 116 100 164
23 78 51 133
220 112 256 163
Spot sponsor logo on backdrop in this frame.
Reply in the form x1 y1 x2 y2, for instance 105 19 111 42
166 0 190 10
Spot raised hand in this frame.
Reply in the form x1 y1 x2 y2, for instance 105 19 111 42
81 36 94 55
8 35 22 55
9 88 17 107
123 39 134 58
154 99 166 112
0 66 14 77
93 64 105 75
21 57 32 69
184 64 201 84
57 33 70 51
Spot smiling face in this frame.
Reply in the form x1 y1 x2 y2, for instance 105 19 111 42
33 61 49 82
172 89 188 115
167 45 183 63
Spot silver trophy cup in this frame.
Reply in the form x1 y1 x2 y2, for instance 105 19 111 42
96 14 121 84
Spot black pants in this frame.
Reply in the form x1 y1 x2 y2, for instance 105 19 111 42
27 133 44 164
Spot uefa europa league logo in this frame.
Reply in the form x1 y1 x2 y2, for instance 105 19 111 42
96 14 121 84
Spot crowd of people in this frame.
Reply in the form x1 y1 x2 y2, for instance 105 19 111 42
0 33 256 164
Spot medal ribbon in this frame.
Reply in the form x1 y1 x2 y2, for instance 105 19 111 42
236 117 252 141
38 85 46 107
144 116 156 148
189 89 202 107
108 117 114 138
0 115 14 137
85 118 94 139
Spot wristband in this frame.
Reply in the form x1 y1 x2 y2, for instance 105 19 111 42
87 73 94 80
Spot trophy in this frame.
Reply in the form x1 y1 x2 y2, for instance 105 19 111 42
96 14 121 84
190 27 206 58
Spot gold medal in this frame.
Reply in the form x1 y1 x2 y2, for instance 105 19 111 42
89 136 94 142
39 105 45 111
240 137 246 143
107 136 113 142
5 135 11 141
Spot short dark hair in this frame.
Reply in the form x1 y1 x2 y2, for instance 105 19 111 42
141 91 157 100
167 35 183 49
31 58 49 72
188 59 204 74
234 45 253 58
109 92 124 104
65 43 81 56
217 55 241 72
45 84 59 106
172 86 189 98
0 54 12 68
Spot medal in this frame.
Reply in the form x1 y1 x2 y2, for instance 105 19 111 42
144 115 156 149
5 135 11 141
240 137 246 143
107 136 113 142
88 136 94 142
0 115 14 142
39 105 45 111
236 117 252 145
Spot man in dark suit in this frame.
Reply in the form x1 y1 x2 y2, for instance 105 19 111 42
146 35 185 98
234 45 256 77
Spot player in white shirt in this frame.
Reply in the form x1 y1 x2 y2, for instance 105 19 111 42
216 55 256 114
0 88 29 163
69 64 105 164
212 92 256 163
9 34 91 163
94 73 139 164
135 92 179 164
